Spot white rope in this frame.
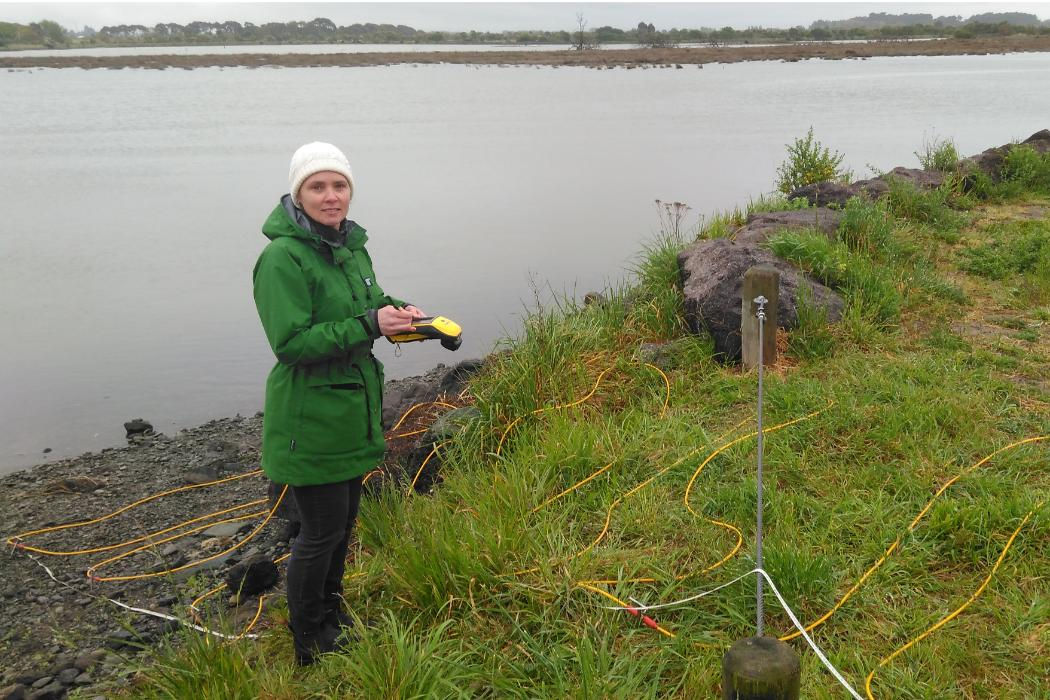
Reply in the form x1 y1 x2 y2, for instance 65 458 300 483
605 567 864 699
21 551 259 641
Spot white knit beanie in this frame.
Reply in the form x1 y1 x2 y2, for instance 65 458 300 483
288 142 355 207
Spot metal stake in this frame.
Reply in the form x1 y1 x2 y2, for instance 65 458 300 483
754 294 767 637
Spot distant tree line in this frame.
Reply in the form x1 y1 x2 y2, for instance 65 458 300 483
2 12 1048 50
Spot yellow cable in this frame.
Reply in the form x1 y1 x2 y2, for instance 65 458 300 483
12 498 268 557
781 436 1046 643
531 461 615 514
6 469 263 546
864 502 1044 699
496 368 613 456
236 594 268 641
88 486 287 583
642 363 671 418
391 401 457 432
85 510 266 577
410 442 447 492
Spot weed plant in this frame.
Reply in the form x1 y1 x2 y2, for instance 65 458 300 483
915 136 960 173
132 136 1050 699
775 127 848 194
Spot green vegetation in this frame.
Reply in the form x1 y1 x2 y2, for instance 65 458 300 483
775 128 848 194
2 11 1049 50
915 136 960 173
129 135 1049 698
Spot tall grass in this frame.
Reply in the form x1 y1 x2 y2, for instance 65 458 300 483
128 134 1050 699
765 229 903 325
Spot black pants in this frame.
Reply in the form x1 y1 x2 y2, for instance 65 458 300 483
286 476 364 637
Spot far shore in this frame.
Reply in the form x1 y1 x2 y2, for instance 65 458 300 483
2 35 1049 70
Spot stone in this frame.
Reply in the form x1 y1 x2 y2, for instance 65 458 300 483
172 552 235 581
26 683 64 700
438 358 485 396
28 679 50 691
731 208 843 246
45 656 73 676
677 239 843 362
637 342 675 371
786 181 854 208
72 650 105 672
880 166 945 190
72 674 91 686
0 684 27 700
223 556 279 597
382 379 438 428
54 669 77 686
123 418 153 438
200 522 243 538
43 477 103 494
183 466 219 485
103 630 135 651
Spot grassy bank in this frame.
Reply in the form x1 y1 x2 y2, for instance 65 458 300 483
133 142 1049 698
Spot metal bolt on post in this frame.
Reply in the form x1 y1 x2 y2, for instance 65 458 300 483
754 294 767 637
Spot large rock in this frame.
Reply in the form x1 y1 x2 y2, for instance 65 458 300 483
962 128 1050 182
880 166 945 189
732 208 843 246
223 555 279 597
677 239 844 362
786 181 855 208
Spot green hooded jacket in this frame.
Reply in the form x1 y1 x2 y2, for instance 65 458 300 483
253 196 405 486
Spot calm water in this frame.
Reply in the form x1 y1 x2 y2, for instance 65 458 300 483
2 53 1048 473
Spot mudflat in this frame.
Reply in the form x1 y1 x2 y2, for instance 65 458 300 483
3 35 1050 70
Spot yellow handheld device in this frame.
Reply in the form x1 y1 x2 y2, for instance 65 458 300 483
388 316 462 351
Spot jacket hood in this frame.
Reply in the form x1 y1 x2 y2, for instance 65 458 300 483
262 194 368 251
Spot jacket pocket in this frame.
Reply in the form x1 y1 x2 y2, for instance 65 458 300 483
297 382 369 456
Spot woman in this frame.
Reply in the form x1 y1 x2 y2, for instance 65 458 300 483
253 142 423 665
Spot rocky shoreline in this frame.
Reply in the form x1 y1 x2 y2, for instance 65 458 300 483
2 35 1049 71
0 359 482 699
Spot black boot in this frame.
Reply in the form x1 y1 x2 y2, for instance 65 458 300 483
323 603 359 650
289 622 338 667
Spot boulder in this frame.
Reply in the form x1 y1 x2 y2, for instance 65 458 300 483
732 208 843 246
223 556 279 597
961 129 1050 182
382 378 440 429
677 239 844 362
438 358 485 396
786 181 855 208
123 418 153 438
880 166 945 189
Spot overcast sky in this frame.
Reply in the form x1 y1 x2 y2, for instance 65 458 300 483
2 2 1047 33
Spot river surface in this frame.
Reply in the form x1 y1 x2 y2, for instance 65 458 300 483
1 52 1047 474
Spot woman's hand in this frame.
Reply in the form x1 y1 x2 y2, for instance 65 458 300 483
377 305 419 336
402 305 427 320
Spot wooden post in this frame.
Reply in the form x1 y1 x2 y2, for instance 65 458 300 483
741 266 779 370
722 636 801 700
